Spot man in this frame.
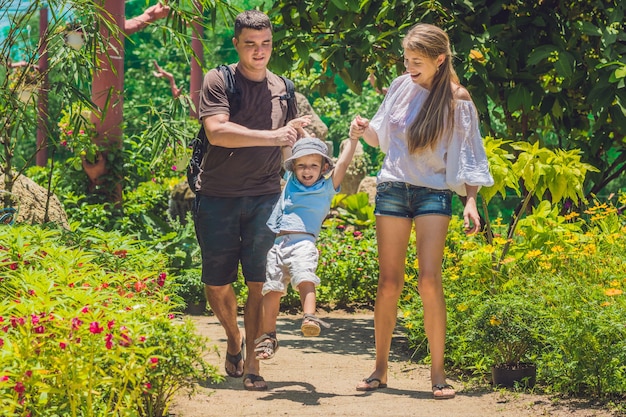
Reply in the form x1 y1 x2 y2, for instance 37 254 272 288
194 10 301 391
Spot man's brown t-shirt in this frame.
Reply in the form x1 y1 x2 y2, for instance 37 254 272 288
197 64 292 197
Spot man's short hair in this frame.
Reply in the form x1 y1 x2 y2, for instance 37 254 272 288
234 10 272 39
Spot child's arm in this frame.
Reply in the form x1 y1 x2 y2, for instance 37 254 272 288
331 136 360 190
281 116 311 162
281 144 292 162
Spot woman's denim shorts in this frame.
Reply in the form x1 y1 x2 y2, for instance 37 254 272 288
374 181 452 219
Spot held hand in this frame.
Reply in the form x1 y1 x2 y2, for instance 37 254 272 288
288 115 312 129
288 115 312 138
274 125 298 147
349 115 369 140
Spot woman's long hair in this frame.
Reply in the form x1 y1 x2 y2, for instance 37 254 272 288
403 24 460 153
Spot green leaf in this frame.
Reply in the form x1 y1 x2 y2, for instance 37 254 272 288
527 45 557 66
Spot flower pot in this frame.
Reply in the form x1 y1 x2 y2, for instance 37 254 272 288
65 29 84 50
491 363 536 388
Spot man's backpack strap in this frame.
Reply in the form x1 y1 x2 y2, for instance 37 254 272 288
279 75 297 124
217 64 241 117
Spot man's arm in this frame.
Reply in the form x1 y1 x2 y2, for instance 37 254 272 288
201 114 298 148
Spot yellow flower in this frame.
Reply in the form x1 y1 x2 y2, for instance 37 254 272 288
456 303 468 312
403 310 411 318
483 245 495 254
525 249 542 259
604 288 623 296
551 245 564 253
489 316 501 326
469 49 486 62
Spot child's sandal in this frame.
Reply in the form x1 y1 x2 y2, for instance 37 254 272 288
254 333 279 360
301 314 330 337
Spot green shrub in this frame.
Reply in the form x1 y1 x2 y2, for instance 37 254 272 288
0 225 221 417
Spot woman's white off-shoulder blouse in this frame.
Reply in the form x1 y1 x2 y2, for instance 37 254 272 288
369 73 494 196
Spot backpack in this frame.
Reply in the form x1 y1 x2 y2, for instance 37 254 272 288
186 65 297 193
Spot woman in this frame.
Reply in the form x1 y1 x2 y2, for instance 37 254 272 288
349 23 494 399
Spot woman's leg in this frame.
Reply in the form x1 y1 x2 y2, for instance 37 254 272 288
358 215 412 388
413 215 451 390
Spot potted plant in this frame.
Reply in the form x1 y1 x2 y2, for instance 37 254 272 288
64 21 85 50
471 293 542 388
173 270 207 315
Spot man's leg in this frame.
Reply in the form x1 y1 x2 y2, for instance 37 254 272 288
205 283 243 377
240 193 280 390
243 281 264 381
194 194 244 377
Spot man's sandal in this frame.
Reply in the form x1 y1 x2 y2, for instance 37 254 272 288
301 314 330 337
224 337 244 378
254 332 279 360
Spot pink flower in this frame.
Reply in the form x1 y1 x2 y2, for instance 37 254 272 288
171 165 177 171
89 322 103 334
150 357 158 367
107 320 115 330
34 326 45 334
0 375 8 382
60 140 68 147
59 341 67 349
31 315 40 325
157 272 166 287
81 306 89 313
71 317 83 330
105 333 113 350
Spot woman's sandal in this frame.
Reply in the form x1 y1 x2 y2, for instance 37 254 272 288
301 313 331 337
254 332 279 360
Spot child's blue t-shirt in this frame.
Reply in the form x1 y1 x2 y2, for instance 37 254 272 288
266 172 338 238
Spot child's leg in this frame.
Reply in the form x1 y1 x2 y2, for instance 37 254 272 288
298 281 317 316
261 290 283 335
256 290 282 360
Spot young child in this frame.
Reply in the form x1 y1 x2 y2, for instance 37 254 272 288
254 136 359 360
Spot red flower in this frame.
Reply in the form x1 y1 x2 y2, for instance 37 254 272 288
89 322 103 334
105 333 113 349
114 250 127 258
9 263 17 270
14 381 25 394
107 320 115 330
81 306 89 313
134 281 146 292
34 326 45 334
157 272 166 287
59 341 67 349
71 318 83 330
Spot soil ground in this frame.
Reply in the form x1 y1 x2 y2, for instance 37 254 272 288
171 310 619 417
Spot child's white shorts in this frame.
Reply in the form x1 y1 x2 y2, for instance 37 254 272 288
263 233 320 295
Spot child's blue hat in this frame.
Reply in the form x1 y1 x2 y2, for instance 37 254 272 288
284 137 334 172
